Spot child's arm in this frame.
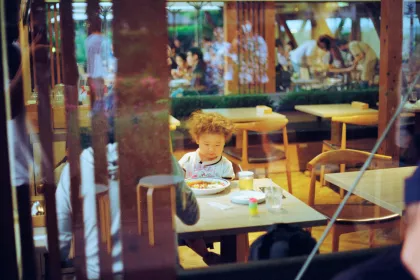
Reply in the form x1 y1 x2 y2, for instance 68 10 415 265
178 153 191 178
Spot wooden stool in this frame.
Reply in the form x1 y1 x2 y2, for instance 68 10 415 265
136 175 184 246
96 185 111 253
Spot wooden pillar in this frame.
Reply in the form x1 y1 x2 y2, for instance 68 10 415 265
224 2 238 95
224 2 276 94
350 6 361 41
275 14 297 50
19 18 32 103
113 0 176 278
378 0 402 163
31 0 61 279
264 2 276 93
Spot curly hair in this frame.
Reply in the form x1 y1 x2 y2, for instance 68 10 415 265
188 111 234 142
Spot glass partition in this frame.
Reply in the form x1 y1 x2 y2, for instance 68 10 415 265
2 0 419 279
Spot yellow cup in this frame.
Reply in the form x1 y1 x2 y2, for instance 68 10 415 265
238 171 254 190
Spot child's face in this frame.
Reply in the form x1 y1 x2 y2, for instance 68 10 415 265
197 133 226 161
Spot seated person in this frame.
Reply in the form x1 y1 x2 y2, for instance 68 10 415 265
171 53 191 80
171 48 211 97
56 93 199 279
178 111 235 265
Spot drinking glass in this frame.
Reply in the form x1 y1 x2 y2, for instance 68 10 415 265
238 171 254 190
265 186 283 213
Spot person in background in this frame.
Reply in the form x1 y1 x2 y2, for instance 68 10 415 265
288 40 322 78
275 39 289 71
174 37 183 53
171 53 191 80
333 165 420 280
187 47 208 92
202 36 213 63
85 16 108 106
56 93 200 279
178 111 235 265
317 35 377 86
167 43 178 71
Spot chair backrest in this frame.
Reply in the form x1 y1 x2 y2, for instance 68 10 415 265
307 149 392 206
331 114 378 149
331 114 379 126
307 149 391 171
234 118 289 133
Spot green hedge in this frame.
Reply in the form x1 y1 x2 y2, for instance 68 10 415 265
170 88 379 119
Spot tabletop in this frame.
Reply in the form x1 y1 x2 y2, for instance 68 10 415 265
202 107 286 123
32 178 327 249
324 167 416 215
294 104 378 118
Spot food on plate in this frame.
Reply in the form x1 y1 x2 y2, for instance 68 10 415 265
186 180 224 189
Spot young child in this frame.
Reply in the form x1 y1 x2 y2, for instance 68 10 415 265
179 111 235 180
179 111 235 265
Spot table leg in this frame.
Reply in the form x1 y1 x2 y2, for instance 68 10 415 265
220 234 249 263
330 120 342 146
235 131 243 149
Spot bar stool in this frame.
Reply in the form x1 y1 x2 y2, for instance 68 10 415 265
136 175 184 246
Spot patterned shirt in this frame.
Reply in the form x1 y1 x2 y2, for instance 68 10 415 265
179 150 235 180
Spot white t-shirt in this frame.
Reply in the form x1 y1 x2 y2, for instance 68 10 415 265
85 34 108 79
179 150 235 180
289 40 318 65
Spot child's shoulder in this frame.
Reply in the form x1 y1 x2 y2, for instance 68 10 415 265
179 151 196 162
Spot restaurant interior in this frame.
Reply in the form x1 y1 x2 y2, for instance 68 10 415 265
1 0 420 279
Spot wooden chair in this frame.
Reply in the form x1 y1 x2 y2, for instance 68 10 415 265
320 114 379 196
223 118 292 193
307 149 400 252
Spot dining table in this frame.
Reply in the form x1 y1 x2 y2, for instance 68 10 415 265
294 103 378 146
32 178 327 264
324 166 416 215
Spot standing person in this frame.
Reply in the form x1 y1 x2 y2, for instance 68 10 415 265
85 17 107 107
289 40 323 77
56 93 200 279
178 111 235 265
317 35 377 86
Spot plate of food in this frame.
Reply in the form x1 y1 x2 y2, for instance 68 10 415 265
185 177 230 196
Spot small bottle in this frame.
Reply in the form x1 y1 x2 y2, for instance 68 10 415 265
249 198 258 216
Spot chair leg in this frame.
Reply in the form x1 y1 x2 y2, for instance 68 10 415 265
286 165 292 194
264 168 269 178
320 165 326 186
147 188 155 246
369 229 375 248
331 225 340 252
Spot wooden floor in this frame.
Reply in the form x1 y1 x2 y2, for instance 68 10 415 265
173 150 401 269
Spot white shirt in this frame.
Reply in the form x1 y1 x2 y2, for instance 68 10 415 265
289 40 318 65
178 150 235 179
85 34 108 79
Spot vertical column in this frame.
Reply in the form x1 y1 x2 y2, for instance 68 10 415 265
378 0 402 163
224 2 239 95
59 0 88 278
264 2 276 93
31 0 61 279
113 0 176 278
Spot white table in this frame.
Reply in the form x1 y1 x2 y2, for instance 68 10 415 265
324 167 416 215
33 179 327 262
202 107 286 123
